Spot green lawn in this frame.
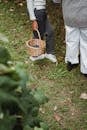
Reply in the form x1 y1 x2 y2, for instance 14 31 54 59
0 1 87 130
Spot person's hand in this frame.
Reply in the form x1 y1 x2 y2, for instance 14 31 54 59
32 20 38 31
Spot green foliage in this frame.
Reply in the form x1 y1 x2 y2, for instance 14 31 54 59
0 114 16 130
34 127 44 130
0 46 11 65
31 89 49 104
0 47 49 130
47 63 68 79
40 122 49 130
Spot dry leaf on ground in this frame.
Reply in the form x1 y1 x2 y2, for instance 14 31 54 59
54 113 61 122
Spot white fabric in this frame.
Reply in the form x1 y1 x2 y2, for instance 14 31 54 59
52 0 61 3
65 25 87 74
26 0 46 20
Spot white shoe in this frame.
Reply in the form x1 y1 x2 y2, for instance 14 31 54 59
30 54 45 61
45 53 57 63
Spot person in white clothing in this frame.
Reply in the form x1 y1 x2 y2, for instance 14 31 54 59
57 0 87 77
26 0 57 63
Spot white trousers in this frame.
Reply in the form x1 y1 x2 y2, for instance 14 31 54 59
65 25 87 74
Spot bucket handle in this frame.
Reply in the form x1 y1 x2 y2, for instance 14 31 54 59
34 29 41 40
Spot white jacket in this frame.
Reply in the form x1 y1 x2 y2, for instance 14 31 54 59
26 0 46 21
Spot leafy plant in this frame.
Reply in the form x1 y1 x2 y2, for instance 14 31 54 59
0 46 49 130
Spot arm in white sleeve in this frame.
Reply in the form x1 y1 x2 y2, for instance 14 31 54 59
52 0 61 4
26 0 36 21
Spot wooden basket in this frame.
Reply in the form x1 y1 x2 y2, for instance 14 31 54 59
26 29 46 57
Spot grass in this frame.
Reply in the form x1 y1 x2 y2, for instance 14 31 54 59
0 1 87 130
